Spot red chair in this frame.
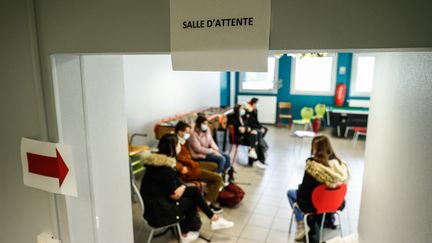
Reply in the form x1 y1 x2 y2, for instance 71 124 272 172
228 125 239 164
289 184 347 243
352 127 367 147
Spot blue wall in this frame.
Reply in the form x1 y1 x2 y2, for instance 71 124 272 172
220 72 230 106
228 53 370 121
277 53 356 119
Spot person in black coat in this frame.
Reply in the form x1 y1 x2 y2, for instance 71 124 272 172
286 135 349 242
139 134 234 242
228 105 267 169
244 97 268 137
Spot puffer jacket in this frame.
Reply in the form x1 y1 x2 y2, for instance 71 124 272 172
297 157 349 213
139 153 184 227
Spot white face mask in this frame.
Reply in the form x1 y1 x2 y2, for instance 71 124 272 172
184 133 190 140
240 109 246 116
200 124 208 132
175 144 182 155
178 136 186 145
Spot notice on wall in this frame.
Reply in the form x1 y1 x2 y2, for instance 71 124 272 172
170 0 271 71
21 138 77 196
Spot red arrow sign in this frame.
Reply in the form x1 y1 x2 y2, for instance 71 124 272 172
27 149 69 186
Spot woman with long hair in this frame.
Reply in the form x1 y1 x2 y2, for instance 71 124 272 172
287 135 349 242
140 134 234 242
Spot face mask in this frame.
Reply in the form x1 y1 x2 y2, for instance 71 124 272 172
183 133 190 140
178 136 186 145
175 144 182 155
240 109 246 116
200 124 208 132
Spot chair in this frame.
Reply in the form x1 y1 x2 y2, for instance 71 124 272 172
292 107 314 131
129 161 182 243
314 104 326 120
277 102 293 128
352 127 367 147
289 184 347 243
228 125 239 165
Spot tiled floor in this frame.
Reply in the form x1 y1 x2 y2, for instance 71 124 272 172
133 126 365 242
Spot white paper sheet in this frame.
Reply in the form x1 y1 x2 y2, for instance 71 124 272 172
20 138 77 196
170 0 271 71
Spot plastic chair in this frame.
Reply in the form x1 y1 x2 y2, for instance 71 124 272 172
292 107 314 131
277 102 293 128
130 163 182 243
314 104 326 119
289 184 347 243
352 127 367 147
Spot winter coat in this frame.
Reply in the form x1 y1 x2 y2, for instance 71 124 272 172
228 114 254 145
139 153 184 227
188 127 219 159
244 103 262 129
297 157 349 213
176 144 201 181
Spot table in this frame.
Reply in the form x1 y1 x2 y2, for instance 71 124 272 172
326 106 369 137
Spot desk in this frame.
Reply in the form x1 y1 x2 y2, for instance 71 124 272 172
326 106 369 137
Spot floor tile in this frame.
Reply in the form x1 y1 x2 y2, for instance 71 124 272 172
240 224 270 242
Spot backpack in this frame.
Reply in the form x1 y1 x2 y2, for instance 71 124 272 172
217 183 245 208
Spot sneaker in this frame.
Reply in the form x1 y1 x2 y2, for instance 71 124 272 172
210 204 224 214
295 223 306 241
248 149 258 159
210 217 234 230
253 161 267 169
181 231 199 243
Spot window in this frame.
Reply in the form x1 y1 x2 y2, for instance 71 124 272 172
239 57 279 93
290 54 337 96
350 54 376 96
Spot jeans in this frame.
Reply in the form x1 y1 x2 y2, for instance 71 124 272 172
287 189 303 221
199 152 231 173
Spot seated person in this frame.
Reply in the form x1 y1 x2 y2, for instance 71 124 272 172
244 97 268 138
188 116 231 177
229 105 267 169
140 134 234 242
286 135 349 242
175 120 224 214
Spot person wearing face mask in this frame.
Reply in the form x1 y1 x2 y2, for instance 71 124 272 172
229 105 267 169
188 116 231 178
140 134 234 242
175 121 224 213
244 97 268 137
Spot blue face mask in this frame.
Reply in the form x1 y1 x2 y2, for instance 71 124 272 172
240 109 246 116
183 133 190 140
201 124 208 132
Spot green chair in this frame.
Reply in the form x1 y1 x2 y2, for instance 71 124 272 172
314 104 326 119
293 107 314 131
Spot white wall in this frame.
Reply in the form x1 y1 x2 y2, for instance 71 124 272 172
0 0 57 242
53 55 133 243
123 55 220 145
237 95 277 123
358 52 432 242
